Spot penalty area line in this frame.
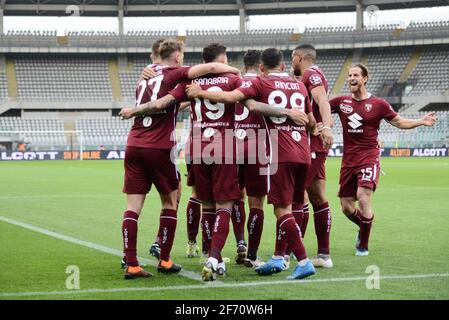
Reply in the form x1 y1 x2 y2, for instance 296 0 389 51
0 215 204 283
1 273 449 298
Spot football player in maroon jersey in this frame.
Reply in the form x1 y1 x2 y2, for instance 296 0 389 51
235 49 268 268
330 63 436 256
291 44 334 268
118 40 241 279
186 48 317 280
121 48 309 281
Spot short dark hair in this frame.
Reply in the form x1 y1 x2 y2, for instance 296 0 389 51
202 43 227 63
294 43 316 52
151 38 166 58
159 39 183 60
243 49 262 69
293 43 316 61
261 48 283 69
350 63 369 79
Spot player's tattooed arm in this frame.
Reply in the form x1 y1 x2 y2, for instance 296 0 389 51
187 63 241 79
118 94 177 119
244 99 309 126
388 112 437 129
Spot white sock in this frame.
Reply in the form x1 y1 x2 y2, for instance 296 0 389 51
207 257 218 269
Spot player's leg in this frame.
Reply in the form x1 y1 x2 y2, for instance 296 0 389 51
156 189 182 273
190 163 218 280
257 163 293 275
202 163 240 281
353 163 379 256
186 185 202 258
341 196 360 224
355 187 374 256
285 163 316 280
200 198 216 259
206 199 233 277
148 149 182 273
150 179 182 260
122 194 153 278
185 163 202 258
338 166 361 226
244 195 265 267
243 162 267 267
256 163 315 279
121 147 152 279
231 188 247 264
307 177 333 268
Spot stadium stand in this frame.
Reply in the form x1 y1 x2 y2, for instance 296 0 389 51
406 46 449 96
0 117 67 150
14 54 113 101
0 72 7 101
118 55 150 101
331 111 449 148
407 20 449 29
75 117 131 149
125 30 178 37
1 16 449 152
315 51 349 94
1 112 446 152
339 47 414 96
2 45 448 102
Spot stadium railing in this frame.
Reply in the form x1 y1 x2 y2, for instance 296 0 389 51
2 21 449 51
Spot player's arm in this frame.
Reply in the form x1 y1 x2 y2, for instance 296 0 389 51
244 99 309 126
310 86 334 149
187 84 244 103
139 67 157 81
118 94 177 119
187 63 240 79
388 112 436 129
306 112 317 134
178 101 191 112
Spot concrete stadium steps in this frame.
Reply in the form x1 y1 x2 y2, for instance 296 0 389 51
332 54 352 96
398 47 423 83
406 46 449 96
63 121 77 145
108 59 123 102
6 58 18 100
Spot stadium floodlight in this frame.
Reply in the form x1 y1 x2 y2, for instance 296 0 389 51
366 5 379 29
0 130 85 160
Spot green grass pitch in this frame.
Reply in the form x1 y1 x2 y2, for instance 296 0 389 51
0 158 448 300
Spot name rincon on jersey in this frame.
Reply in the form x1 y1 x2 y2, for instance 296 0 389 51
274 81 301 90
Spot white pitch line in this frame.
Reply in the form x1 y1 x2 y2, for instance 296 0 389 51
1 273 449 298
0 215 204 283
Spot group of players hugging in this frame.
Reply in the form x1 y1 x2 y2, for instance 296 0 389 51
117 39 436 281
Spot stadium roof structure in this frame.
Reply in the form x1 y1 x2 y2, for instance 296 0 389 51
2 0 449 17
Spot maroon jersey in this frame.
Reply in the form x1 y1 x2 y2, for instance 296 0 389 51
234 73 269 162
170 73 242 160
301 65 329 154
126 64 190 149
330 94 397 167
237 72 312 164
